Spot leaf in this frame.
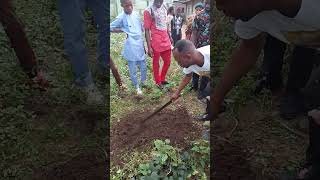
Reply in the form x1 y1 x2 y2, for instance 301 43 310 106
165 139 170 144
192 170 199 175
191 146 198 152
150 171 160 180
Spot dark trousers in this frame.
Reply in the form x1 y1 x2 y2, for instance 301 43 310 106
261 35 286 90
304 65 320 178
172 29 182 46
306 117 320 179
192 73 210 95
286 47 316 93
0 0 37 77
261 35 316 93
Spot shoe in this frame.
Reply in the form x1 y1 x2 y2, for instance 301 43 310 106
141 83 150 90
161 81 169 86
198 91 206 100
280 93 305 120
254 75 268 94
189 85 198 92
156 83 164 90
83 84 104 105
136 87 142 95
196 114 210 121
119 84 127 91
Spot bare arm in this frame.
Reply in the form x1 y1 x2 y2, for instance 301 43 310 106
167 17 173 44
191 16 198 45
191 29 198 45
145 28 153 57
210 34 265 118
110 28 123 33
168 31 173 44
172 74 192 100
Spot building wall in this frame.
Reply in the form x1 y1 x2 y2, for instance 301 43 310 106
172 2 186 14
110 0 174 19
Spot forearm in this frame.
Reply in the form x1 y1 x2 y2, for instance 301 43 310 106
110 28 123 33
145 29 151 49
212 37 264 106
191 30 197 45
176 75 192 94
168 31 172 40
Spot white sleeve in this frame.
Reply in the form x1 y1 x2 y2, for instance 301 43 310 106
183 67 192 75
234 20 262 40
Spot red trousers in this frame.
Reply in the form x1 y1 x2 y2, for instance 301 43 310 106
0 0 37 77
152 49 171 85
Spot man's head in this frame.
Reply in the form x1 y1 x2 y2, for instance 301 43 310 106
173 40 196 68
215 0 265 21
168 6 174 15
195 2 204 15
176 8 181 15
121 0 133 14
204 0 211 12
153 0 164 8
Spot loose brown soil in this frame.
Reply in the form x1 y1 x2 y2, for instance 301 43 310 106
111 106 204 166
34 152 107 180
212 142 257 180
24 96 108 179
211 101 308 179
25 97 106 137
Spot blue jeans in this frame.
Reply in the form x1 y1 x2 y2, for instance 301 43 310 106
57 0 108 87
127 60 147 88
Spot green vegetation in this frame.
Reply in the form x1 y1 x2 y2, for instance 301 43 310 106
0 1 107 179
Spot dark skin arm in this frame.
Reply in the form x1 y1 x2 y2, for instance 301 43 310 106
209 34 265 119
110 28 123 33
167 19 173 44
168 30 173 45
145 28 153 57
191 29 198 45
172 73 193 100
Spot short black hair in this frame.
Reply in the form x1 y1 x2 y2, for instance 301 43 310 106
120 0 130 4
168 7 174 14
174 39 195 53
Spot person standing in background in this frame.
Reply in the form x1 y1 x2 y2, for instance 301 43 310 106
110 0 147 95
144 0 172 89
191 0 211 100
185 3 204 40
167 6 174 44
171 8 184 45
57 0 107 105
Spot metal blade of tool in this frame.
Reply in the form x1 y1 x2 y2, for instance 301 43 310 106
127 99 174 137
140 99 174 123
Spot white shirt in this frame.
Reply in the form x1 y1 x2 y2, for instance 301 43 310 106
235 0 320 49
183 45 210 76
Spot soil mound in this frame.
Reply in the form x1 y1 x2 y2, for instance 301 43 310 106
111 107 203 165
34 152 107 180
212 143 257 180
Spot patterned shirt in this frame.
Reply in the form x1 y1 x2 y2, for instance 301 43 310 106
144 4 171 52
192 10 210 48
110 12 145 61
